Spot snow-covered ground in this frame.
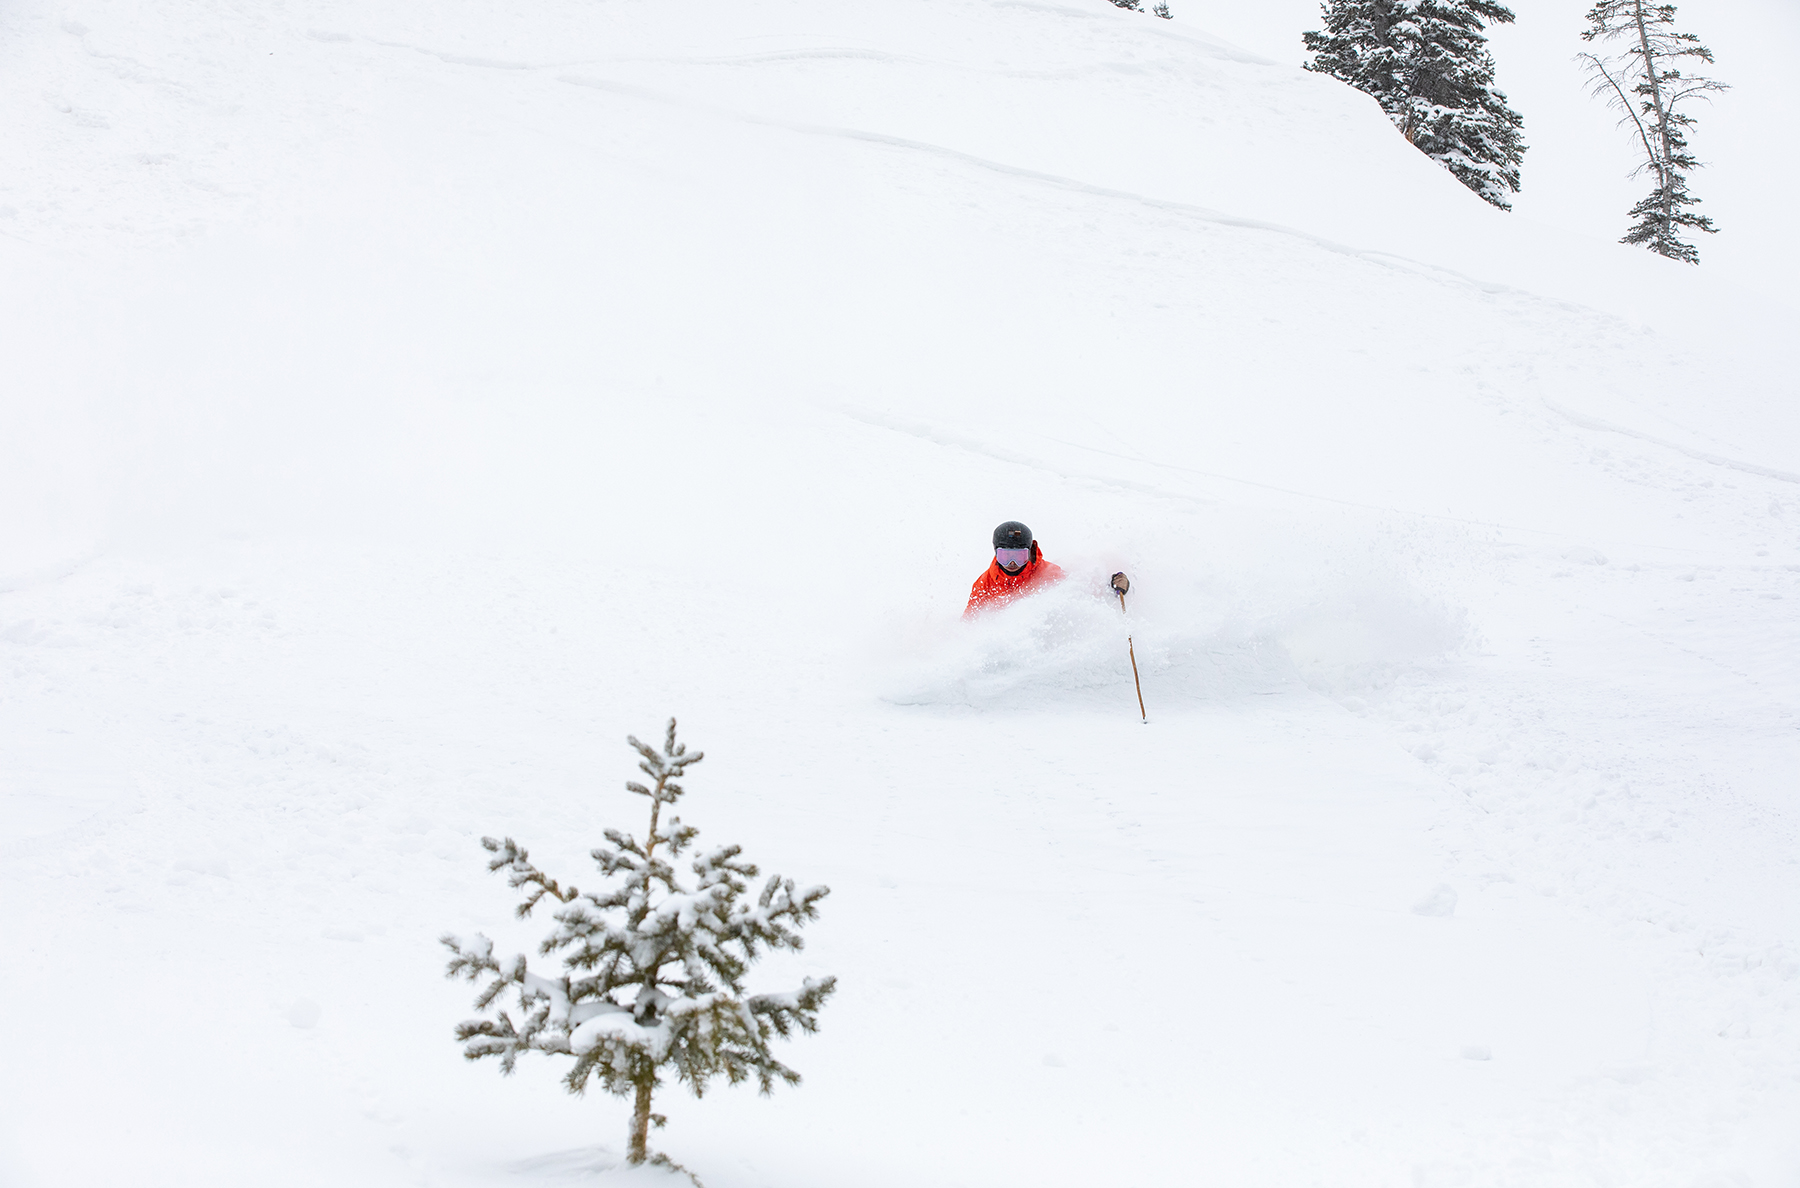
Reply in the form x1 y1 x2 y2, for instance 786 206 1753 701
2 1 1796 1185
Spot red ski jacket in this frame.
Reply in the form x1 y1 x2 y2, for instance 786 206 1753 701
964 549 1066 617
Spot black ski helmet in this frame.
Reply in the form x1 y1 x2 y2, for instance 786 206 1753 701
992 521 1033 550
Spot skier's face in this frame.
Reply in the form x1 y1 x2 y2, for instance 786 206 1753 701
995 546 1031 575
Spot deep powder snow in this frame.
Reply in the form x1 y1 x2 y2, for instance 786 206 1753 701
2 2 1797 1186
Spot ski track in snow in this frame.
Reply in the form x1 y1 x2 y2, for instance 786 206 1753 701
1544 401 1800 488
546 65 1566 306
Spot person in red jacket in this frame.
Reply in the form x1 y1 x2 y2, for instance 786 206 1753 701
964 520 1066 617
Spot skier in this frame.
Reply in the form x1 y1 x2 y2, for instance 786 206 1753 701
964 521 1066 617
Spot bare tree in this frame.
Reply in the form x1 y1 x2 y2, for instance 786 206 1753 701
1578 0 1728 263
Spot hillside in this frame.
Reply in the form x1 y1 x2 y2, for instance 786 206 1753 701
2 2 1796 1186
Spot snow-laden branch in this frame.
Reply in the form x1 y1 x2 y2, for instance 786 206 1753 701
443 719 835 1168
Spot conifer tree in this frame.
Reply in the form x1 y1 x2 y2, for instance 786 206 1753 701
1304 0 1527 209
442 720 835 1174
1578 0 1727 264
1106 0 1172 19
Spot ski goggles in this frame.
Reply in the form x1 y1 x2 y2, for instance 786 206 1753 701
994 547 1032 570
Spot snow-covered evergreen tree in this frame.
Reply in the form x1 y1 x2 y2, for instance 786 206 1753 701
1578 0 1727 264
1106 0 1172 20
1304 0 1527 209
442 720 835 1172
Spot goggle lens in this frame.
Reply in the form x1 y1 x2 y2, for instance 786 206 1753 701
995 547 1032 569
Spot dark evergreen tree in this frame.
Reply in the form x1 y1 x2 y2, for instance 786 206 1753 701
1105 0 1172 19
443 721 835 1174
1578 0 1728 264
1303 0 1527 209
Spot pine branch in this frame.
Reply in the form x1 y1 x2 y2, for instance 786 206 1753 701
482 836 580 918
627 719 705 807
748 976 838 1040
1579 52 1659 174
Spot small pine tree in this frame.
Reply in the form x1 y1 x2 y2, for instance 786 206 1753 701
1109 0 1143 9
442 720 836 1173
1578 0 1728 264
1303 0 1527 209
1153 3 1173 18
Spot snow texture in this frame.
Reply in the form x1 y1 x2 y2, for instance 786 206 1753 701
2 0 1798 1186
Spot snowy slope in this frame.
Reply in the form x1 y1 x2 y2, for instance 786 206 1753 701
2 2 1797 1187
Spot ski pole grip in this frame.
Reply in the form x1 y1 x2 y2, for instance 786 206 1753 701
1110 572 1130 595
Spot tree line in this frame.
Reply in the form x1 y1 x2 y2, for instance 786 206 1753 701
1299 0 1728 263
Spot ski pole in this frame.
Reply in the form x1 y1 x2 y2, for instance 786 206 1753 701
1111 573 1147 724
1128 636 1147 724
